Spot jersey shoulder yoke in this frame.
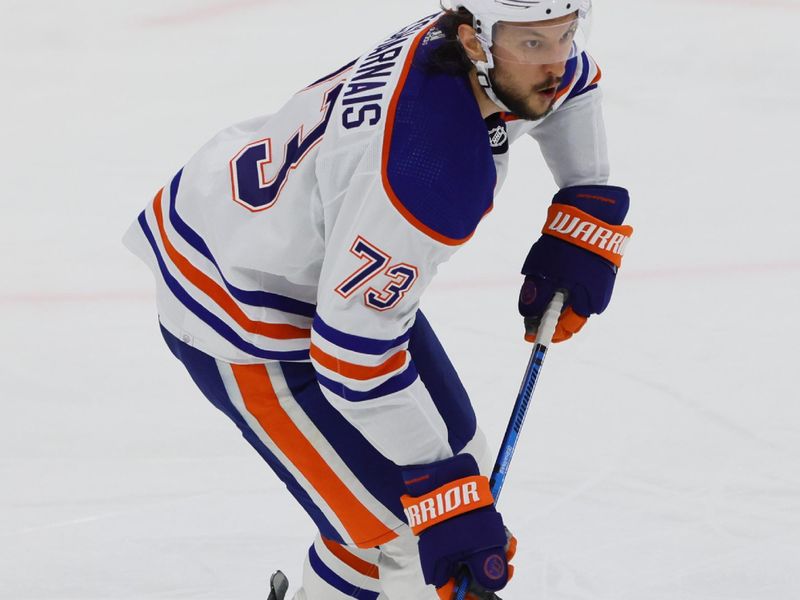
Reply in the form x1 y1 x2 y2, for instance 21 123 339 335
381 29 497 246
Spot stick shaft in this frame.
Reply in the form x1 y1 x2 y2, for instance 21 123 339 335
454 292 565 600
490 343 548 501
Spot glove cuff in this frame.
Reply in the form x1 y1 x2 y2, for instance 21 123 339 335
542 203 633 268
401 475 494 535
553 185 630 225
402 454 481 496
401 455 493 536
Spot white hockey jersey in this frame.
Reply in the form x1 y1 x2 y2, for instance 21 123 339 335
124 13 608 466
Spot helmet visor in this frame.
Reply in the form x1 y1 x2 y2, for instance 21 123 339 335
490 14 590 65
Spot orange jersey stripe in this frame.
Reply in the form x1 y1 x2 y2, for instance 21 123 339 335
589 64 602 86
309 344 407 381
151 189 310 340
321 536 380 579
231 364 398 548
554 71 577 102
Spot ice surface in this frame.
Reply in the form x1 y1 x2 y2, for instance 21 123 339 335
2 0 799 598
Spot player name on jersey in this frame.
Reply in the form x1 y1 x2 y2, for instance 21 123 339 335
342 16 432 130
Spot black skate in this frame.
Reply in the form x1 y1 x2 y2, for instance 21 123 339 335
267 570 289 600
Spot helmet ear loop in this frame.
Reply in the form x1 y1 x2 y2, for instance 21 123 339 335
472 16 494 76
470 27 513 114
473 32 495 90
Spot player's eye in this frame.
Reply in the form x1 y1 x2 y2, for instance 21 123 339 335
523 39 542 49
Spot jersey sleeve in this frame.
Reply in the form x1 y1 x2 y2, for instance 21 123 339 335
311 131 493 467
529 53 610 188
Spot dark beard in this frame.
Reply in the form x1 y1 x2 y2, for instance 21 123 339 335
490 71 557 121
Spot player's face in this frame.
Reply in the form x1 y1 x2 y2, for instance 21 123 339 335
489 15 576 120
490 58 567 121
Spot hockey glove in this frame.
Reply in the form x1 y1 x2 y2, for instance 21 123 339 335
400 454 512 597
519 185 633 343
435 532 517 600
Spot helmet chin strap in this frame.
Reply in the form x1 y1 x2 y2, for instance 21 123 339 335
472 35 513 114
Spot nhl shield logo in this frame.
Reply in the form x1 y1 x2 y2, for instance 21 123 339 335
488 124 508 155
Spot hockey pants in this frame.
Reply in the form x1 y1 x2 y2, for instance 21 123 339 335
160 314 490 599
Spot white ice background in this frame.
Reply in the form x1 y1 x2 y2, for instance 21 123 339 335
2 0 800 598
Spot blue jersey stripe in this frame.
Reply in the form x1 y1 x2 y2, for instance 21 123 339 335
166 170 317 318
316 364 418 402
407 311 476 455
568 83 598 101
139 212 309 362
312 315 412 356
159 326 344 544
308 545 380 599
557 55 579 95
571 53 591 98
280 362 407 520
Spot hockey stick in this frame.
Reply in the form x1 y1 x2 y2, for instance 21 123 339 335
454 291 566 600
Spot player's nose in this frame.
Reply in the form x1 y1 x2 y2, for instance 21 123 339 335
542 60 568 79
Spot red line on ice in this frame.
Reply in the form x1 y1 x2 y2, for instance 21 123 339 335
1 261 798 305
428 260 800 292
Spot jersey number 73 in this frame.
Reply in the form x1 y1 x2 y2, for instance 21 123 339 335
335 237 418 312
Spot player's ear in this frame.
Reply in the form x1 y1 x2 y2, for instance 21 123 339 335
457 23 487 63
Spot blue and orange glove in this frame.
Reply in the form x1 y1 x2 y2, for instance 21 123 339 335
401 454 514 599
519 185 633 343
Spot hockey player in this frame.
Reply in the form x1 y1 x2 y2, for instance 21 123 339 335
124 0 633 598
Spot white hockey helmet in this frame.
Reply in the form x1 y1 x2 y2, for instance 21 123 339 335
448 0 592 64
452 0 591 29
444 0 592 111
